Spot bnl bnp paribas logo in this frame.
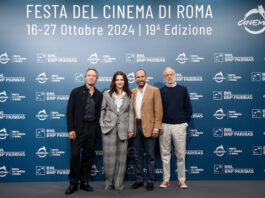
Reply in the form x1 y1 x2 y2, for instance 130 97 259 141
238 5 265 34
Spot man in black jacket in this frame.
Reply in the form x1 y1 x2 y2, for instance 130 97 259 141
65 68 102 195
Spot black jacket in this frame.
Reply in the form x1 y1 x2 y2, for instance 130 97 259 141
66 85 103 136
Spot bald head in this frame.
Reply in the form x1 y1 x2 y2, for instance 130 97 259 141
163 67 176 86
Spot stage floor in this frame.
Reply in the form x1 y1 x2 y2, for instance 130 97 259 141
1 180 265 198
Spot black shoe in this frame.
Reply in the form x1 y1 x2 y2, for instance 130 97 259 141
80 182 93 192
130 182 144 189
146 183 154 191
65 184 78 194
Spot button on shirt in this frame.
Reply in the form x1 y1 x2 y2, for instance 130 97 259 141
136 83 147 119
84 88 96 122
113 91 126 112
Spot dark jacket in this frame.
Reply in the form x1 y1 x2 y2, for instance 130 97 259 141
66 85 103 136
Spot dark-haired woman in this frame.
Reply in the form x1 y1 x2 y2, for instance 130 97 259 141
100 71 134 191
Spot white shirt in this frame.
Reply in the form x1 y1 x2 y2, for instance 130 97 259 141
113 91 126 112
136 83 147 119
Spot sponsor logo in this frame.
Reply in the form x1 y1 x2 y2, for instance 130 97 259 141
176 53 205 64
0 74 25 83
213 128 253 137
214 53 254 62
191 113 204 119
213 145 227 157
186 150 204 155
190 92 203 100
0 166 9 177
36 146 65 158
176 73 203 82
213 91 222 100
189 166 204 174
126 53 165 63
36 73 49 84
36 109 49 121
252 109 265 118
214 164 254 174
0 128 9 140
95 150 103 156
213 145 242 157
189 129 204 137
213 91 253 100
213 108 226 120
36 166 69 176
0 91 8 102
238 5 265 34
213 108 242 119
75 73 84 83
37 53 77 63
36 73 65 84
252 146 263 155
0 53 26 64
36 109 64 120
0 128 26 139
35 128 68 138
0 111 25 120
251 72 265 81
36 146 49 158
0 91 25 102
0 53 10 64
127 72 135 83
0 148 25 157
213 72 242 83
90 164 100 176
88 53 116 64
35 92 69 101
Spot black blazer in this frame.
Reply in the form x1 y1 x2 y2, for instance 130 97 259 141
66 85 103 136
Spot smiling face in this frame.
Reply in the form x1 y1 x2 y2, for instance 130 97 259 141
115 74 125 90
85 69 98 86
135 70 147 88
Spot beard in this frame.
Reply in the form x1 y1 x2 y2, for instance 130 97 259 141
137 81 146 88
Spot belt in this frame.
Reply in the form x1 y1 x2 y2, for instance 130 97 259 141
136 119 141 122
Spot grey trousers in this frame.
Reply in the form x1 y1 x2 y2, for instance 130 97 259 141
102 126 128 190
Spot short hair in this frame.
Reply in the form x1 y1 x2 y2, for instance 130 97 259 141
163 67 176 75
85 68 98 77
135 69 147 76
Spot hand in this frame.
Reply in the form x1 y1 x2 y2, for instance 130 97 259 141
128 132 134 139
151 130 159 138
68 131 76 140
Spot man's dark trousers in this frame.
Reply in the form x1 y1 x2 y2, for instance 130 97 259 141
133 121 156 183
69 121 97 184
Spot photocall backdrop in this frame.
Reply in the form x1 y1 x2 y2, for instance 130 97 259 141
0 0 265 182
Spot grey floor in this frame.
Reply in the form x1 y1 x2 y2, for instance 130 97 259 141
1 181 265 198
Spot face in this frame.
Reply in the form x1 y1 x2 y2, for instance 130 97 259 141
135 70 147 88
163 68 176 84
85 70 98 86
115 75 125 89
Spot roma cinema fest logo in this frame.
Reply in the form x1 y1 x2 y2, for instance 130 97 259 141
238 5 265 34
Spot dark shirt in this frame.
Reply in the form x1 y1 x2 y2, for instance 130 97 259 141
66 85 103 133
160 84 192 124
83 87 96 122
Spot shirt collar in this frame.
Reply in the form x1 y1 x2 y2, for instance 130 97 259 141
137 83 147 93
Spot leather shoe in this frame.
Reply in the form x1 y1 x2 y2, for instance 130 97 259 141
130 182 144 189
146 183 154 191
80 182 93 192
65 184 78 194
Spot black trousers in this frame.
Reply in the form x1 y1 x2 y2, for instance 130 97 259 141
69 122 97 184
